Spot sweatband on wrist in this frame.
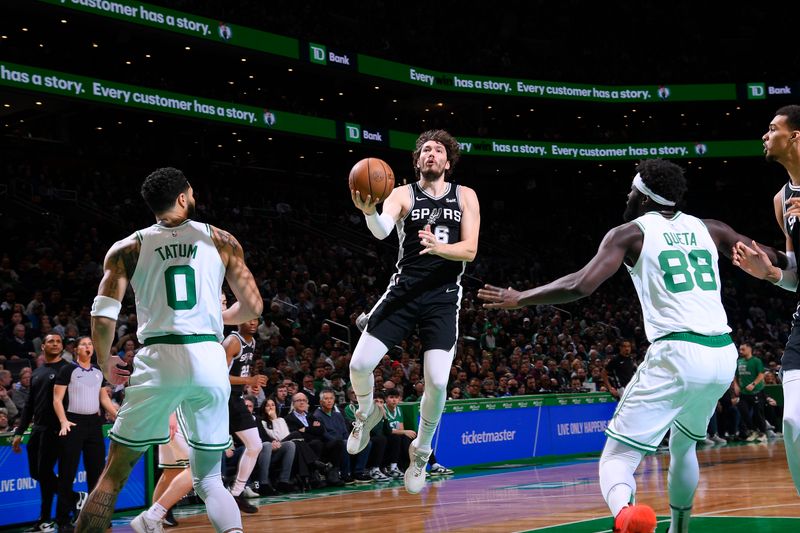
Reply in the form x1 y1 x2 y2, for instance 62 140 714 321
365 211 394 239
788 251 797 271
91 295 122 320
773 269 799 292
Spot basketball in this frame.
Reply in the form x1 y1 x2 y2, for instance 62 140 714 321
349 157 395 203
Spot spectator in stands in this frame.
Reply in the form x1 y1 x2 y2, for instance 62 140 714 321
0 383 19 423
12 366 31 413
315 388 371 484
404 382 424 402
285 392 343 486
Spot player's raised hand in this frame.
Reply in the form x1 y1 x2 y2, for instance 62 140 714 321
419 224 440 256
732 240 775 280
351 188 379 215
478 284 524 309
787 197 800 220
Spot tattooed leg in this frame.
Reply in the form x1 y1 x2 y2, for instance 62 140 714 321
75 442 144 533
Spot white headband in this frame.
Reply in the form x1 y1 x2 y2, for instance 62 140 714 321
632 173 675 206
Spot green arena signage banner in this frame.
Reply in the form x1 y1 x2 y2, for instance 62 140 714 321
358 56 737 103
389 131 762 160
37 0 299 59
0 61 763 160
39 0 737 103
0 61 336 138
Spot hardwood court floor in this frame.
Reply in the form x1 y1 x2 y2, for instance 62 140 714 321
110 440 800 532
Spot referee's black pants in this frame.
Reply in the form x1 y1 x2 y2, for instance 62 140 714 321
27 426 61 523
55 413 106 526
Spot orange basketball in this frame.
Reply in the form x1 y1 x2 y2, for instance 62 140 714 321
349 157 395 204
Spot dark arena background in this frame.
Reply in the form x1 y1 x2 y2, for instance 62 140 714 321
2 2 800 532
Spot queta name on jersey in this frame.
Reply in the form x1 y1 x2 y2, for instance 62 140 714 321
410 207 461 223
662 232 697 247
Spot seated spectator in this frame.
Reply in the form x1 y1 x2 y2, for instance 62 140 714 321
344 388 390 482
0 384 18 423
12 367 31 413
384 388 415 478
0 407 12 436
272 384 292 418
285 392 343 486
248 396 297 494
448 387 462 400
314 388 371 484
404 382 424 403
261 398 327 490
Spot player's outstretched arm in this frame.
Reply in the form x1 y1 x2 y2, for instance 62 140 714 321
478 223 640 309
211 226 263 324
419 186 480 262
704 218 789 288
92 236 138 385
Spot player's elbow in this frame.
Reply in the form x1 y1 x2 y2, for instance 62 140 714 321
568 279 594 299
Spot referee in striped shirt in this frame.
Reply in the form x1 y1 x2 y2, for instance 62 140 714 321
53 336 118 531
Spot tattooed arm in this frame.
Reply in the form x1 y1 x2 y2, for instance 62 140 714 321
92 235 139 384
211 225 263 324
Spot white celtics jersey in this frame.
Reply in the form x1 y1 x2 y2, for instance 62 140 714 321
130 220 225 342
627 211 730 342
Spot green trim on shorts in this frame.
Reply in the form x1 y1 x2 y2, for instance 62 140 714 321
158 460 190 469
109 431 170 448
655 331 733 347
185 436 234 451
673 420 706 442
176 405 233 452
143 333 219 346
605 428 658 453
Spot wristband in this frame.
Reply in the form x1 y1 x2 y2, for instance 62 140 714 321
773 269 799 292
91 295 122 320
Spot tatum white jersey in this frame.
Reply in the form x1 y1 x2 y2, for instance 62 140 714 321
626 211 730 342
131 220 225 343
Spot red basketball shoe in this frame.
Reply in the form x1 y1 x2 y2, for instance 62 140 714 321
613 504 657 533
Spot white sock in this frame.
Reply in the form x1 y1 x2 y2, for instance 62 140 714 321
390 463 398 470
669 504 692 533
417 348 454 449
189 447 242 532
145 502 167 521
598 439 644 517
349 333 388 415
783 370 800 496
667 430 699 533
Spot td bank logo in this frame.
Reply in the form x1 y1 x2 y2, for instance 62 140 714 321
309 43 327 65
747 83 766 100
345 123 361 143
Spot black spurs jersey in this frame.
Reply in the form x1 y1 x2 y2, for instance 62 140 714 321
228 331 256 395
783 182 800 325
396 182 466 287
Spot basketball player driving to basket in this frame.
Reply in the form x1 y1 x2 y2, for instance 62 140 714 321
346 129 480 494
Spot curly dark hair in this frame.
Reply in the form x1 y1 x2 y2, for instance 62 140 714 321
140 167 190 214
636 159 687 206
775 105 800 131
411 129 461 179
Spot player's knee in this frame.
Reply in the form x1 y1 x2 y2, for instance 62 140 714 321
427 374 449 392
349 355 374 377
785 411 800 435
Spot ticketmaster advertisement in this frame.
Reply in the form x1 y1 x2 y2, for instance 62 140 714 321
0 436 147 528
430 395 616 467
